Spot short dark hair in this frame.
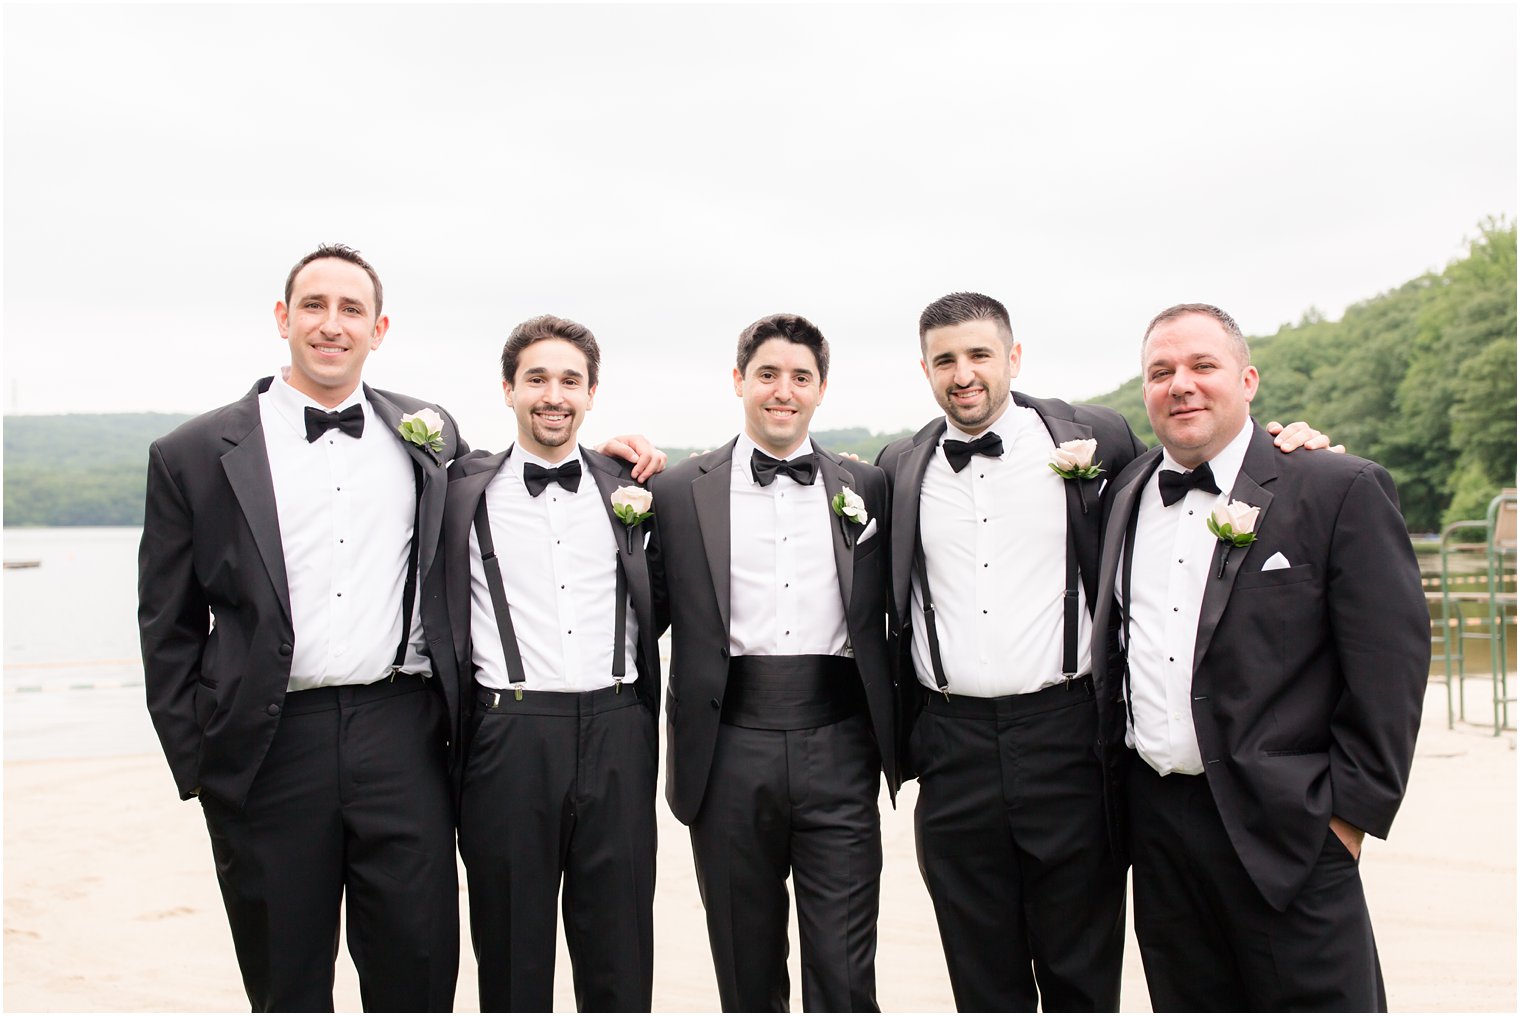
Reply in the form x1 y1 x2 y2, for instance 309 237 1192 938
1142 303 1251 366
917 292 1014 352
735 313 830 381
284 243 383 317
501 314 602 387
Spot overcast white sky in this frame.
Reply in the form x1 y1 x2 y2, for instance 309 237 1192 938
4 3 1514 451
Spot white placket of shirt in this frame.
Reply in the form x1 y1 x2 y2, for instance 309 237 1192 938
969 462 998 669
327 432 354 664
773 475 800 651
543 483 582 681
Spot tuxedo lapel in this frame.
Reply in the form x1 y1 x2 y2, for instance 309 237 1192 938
444 449 511 666
219 383 291 624
692 441 737 636
889 423 942 623
1096 448 1164 624
366 386 451 586
1193 424 1278 673
584 449 655 651
816 449 856 611
1018 392 1103 601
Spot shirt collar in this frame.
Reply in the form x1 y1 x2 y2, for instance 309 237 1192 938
734 432 815 464
264 373 368 438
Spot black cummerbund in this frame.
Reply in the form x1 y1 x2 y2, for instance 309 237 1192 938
722 654 864 730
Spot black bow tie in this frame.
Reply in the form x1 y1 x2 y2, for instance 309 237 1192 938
304 404 364 442
1158 462 1221 507
751 449 817 487
523 459 582 497
942 432 1004 473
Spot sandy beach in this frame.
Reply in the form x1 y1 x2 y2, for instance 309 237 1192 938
3 682 1514 1012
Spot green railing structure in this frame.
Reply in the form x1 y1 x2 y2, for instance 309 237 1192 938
1436 490 1517 735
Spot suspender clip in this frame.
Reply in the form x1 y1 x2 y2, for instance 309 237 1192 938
489 690 501 709
615 679 623 694
514 686 524 702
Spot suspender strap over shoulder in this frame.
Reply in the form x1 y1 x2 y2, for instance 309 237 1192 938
473 498 529 698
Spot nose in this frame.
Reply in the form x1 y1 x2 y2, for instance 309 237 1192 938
774 375 794 401
1169 368 1195 397
952 357 975 387
319 308 344 337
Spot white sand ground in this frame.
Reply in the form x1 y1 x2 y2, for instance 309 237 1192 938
4 683 1514 1012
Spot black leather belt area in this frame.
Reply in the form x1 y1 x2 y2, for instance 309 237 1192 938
722 654 864 730
922 674 1093 720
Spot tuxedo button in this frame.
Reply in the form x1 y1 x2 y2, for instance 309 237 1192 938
710 698 721 710
266 703 280 716
279 643 292 656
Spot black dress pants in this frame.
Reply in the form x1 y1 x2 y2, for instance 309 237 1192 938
199 675 459 1013
1127 758 1385 1012
690 712 883 1013
457 686 657 1013
911 679 1125 1012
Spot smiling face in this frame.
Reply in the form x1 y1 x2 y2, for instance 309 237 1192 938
734 337 826 458
920 317 1020 435
505 338 596 462
274 257 388 408
1142 311 1259 467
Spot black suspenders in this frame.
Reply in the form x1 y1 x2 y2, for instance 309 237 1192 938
915 514 1081 694
471 494 628 702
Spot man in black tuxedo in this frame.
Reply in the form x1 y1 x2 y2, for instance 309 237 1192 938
138 244 464 1011
876 292 1329 1012
443 315 661 1012
876 292 1145 1011
648 313 898 1012
1093 303 1428 1011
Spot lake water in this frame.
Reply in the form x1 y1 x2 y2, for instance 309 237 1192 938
3 526 159 760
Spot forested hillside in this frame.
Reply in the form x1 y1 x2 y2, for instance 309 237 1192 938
1087 221 1516 532
4 414 190 526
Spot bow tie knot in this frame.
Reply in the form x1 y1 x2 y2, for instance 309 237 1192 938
523 459 583 497
751 449 818 487
942 431 1004 473
1158 462 1221 507
304 404 365 443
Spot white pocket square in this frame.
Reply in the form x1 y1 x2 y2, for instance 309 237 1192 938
858 518 879 544
1261 552 1291 571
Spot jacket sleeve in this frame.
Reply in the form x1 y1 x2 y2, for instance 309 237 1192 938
1326 462 1430 839
137 441 209 800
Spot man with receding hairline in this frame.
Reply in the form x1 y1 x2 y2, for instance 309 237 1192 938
1092 303 1427 1011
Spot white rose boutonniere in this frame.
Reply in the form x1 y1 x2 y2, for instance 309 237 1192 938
831 486 868 525
610 485 653 552
1048 439 1103 480
398 408 445 455
1206 496 1260 577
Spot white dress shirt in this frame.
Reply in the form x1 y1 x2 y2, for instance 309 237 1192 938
912 399 1092 697
728 434 850 658
259 374 431 691
1123 420 1252 775
468 446 639 693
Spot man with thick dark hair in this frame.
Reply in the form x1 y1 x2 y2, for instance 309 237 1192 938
444 313 661 1012
139 243 464 1011
877 292 1328 1011
1092 304 1427 1011
649 312 897 1012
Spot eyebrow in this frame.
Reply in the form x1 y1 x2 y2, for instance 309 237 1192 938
296 292 369 313
521 365 586 379
753 362 814 377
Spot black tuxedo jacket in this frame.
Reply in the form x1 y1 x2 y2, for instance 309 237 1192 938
439 445 662 759
648 439 898 825
874 392 1146 793
139 378 466 809
1092 420 1429 910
